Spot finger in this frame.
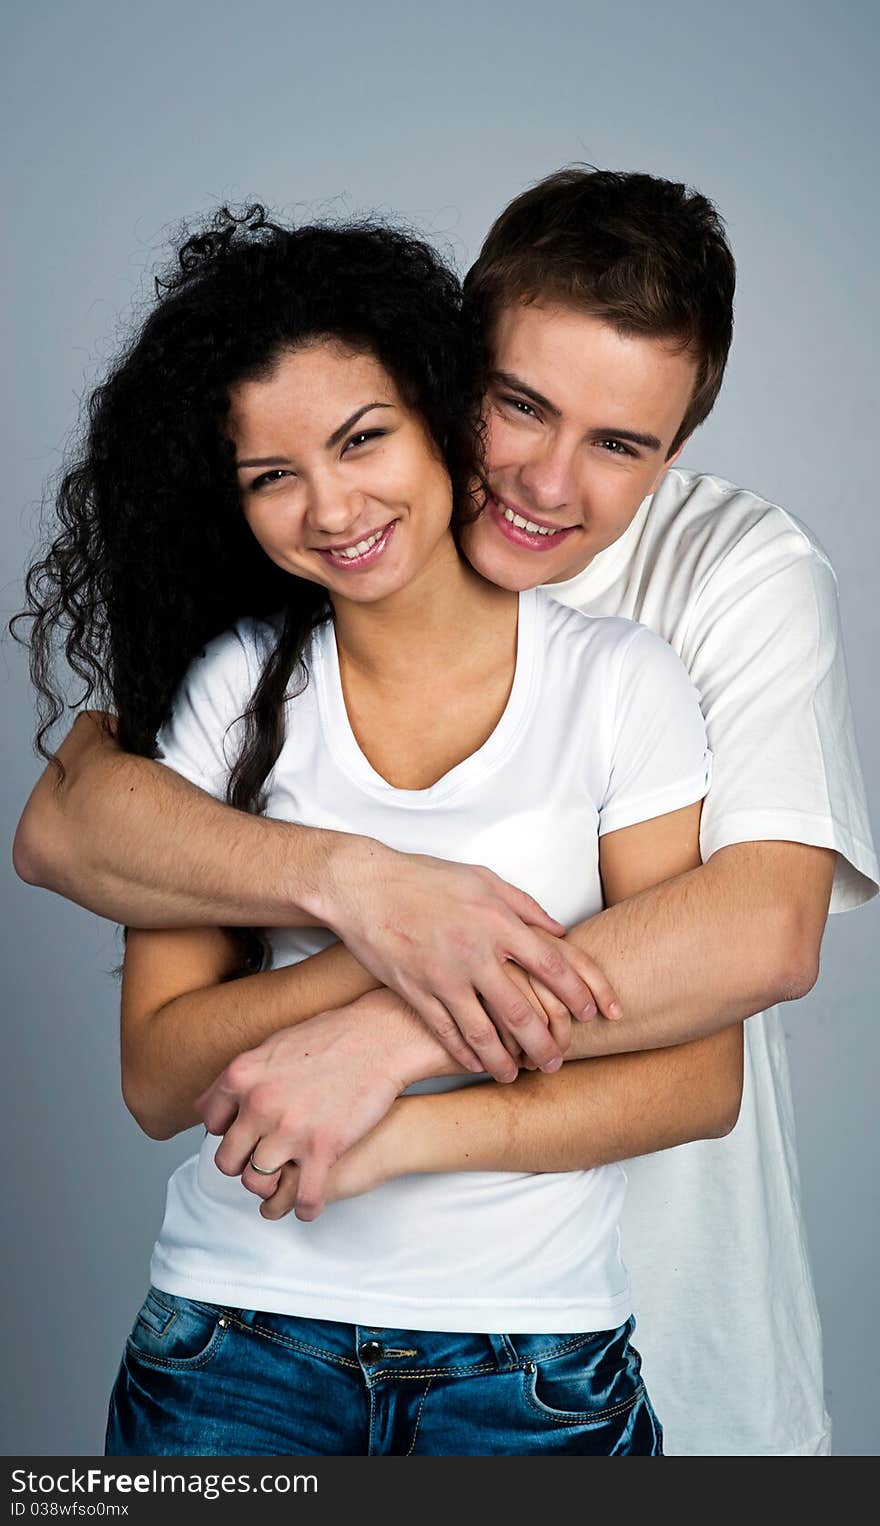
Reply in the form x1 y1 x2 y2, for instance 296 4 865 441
478 971 563 1074
444 990 519 1083
410 994 486 1075
196 1085 240 1136
260 1164 301 1221
241 1150 286 1200
213 1115 265 1177
293 1156 332 1222
562 948 623 1020
490 876 566 937
499 1026 526 1064
508 930 599 1023
238 1121 298 1196
529 975 572 1054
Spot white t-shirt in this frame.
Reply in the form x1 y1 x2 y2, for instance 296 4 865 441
549 468 878 1457
149 589 711 1335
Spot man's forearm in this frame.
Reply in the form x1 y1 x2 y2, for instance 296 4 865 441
561 841 835 1058
14 712 364 929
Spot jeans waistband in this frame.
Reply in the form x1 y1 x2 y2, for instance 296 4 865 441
225 1306 625 1376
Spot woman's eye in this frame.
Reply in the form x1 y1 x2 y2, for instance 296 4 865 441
343 429 386 453
501 395 538 419
250 469 290 491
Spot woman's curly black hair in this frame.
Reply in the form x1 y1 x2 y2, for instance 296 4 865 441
11 205 486 829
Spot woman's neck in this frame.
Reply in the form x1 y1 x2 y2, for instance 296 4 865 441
330 536 518 687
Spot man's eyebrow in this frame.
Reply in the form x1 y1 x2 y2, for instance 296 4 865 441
491 370 662 453
237 403 394 468
587 426 663 452
490 370 562 419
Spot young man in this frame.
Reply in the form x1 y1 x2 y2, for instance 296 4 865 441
14 170 877 1456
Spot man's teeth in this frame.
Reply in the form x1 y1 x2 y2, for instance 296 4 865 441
332 529 385 559
502 507 557 536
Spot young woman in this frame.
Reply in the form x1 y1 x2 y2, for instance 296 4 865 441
17 208 716 1456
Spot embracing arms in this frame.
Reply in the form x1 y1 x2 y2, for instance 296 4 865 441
117 798 750 1218
14 712 606 1079
15 712 831 1074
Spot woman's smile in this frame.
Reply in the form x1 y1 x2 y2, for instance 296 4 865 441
315 519 398 569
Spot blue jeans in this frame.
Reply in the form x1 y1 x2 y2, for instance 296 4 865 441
105 1288 662 1456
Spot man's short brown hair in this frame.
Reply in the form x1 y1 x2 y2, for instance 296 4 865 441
465 167 736 456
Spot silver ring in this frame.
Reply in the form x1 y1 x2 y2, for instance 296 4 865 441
249 1150 283 1177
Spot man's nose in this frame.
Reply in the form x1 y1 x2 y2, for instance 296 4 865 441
516 438 575 513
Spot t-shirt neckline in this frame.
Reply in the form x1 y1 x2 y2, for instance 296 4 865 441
313 588 541 806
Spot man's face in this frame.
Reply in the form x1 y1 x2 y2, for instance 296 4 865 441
461 301 699 588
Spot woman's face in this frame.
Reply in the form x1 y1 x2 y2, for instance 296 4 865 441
230 341 456 605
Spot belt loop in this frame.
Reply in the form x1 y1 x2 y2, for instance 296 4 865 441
486 1333 519 1372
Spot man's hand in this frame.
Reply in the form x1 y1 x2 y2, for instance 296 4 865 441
259 1119 395 1221
319 841 621 1081
196 991 441 1222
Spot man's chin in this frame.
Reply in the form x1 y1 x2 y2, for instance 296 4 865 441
460 524 571 592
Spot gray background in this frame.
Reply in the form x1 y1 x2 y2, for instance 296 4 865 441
2 0 877 1456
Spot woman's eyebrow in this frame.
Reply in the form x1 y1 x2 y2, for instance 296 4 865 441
326 402 395 450
237 403 395 469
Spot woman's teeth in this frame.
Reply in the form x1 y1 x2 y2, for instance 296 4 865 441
501 507 557 536
333 529 385 559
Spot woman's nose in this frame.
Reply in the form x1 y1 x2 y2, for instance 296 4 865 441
306 476 364 536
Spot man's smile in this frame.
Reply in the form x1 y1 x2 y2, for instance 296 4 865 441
487 494 579 551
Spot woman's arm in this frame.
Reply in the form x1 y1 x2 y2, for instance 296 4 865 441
262 1029 743 1219
120 929 378 1139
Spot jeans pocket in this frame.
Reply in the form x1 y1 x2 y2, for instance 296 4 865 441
522 1321 645 1425
125 1287 229 1372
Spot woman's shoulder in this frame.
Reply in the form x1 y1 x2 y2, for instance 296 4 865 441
190 611 279 677
535 586 644 657
535 588 698 703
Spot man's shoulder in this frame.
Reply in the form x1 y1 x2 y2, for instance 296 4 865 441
651 468 834 576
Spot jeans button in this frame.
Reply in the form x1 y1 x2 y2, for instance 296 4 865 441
359 1340 383 1364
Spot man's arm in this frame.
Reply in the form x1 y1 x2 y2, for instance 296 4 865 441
13 710 352 928
208 799 747 1221
14 713 832 1058
13 712 604 1079
560 839 834 1061
123 829 833 1140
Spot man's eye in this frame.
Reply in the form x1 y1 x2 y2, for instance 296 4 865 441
598 439 636 457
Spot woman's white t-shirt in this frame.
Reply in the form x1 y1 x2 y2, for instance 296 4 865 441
149 588 711 1334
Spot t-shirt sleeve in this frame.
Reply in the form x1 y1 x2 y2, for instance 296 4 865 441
598 625 713 837
682 523 878 913
154 623 257 802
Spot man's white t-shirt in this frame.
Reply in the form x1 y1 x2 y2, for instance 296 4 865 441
548 468 878 1457
150 589 711 1335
